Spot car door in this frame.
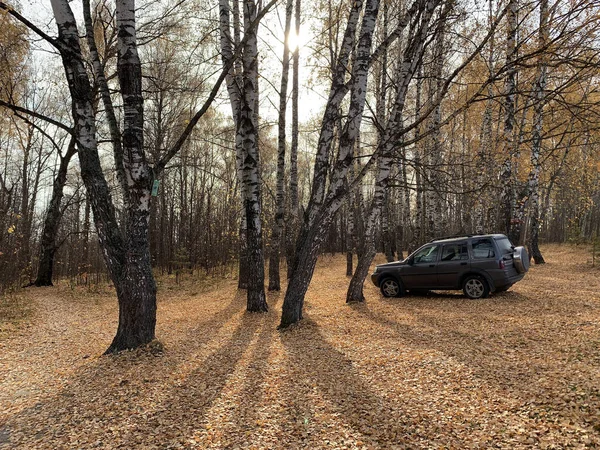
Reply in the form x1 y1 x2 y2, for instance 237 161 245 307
401 244 440 289
436 241 469 289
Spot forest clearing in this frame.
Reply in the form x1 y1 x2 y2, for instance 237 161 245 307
1 244 599 449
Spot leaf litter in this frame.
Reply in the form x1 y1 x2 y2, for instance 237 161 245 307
0 244 599 449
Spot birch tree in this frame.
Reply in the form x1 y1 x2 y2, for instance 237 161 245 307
499 0 518 242
280 0 384 327
33 136 76 286
527 0 549 264
1 0 271 350
346 0 439 303
268 0 294 291
219 0 269 311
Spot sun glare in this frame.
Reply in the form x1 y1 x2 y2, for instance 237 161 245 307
287 29 306 51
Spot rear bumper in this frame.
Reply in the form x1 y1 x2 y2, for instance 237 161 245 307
494 272 525 291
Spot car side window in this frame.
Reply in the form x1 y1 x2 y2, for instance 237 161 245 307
413 245 439 264
472 238 496 259
441 243 468 261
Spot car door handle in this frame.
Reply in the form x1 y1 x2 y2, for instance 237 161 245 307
429 264 435 267
460 262 467 265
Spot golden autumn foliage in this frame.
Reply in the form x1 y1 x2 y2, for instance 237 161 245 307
0 4 28 104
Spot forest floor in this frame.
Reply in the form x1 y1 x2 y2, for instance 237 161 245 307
1 244 600 449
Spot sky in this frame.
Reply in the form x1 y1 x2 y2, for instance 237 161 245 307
18 0 326 127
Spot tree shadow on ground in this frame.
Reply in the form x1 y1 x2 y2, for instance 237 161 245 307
208 291 281 445
1 287 252 449
349 295 600 430
279 318 435 447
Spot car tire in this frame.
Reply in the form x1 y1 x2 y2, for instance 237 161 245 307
380 278 403 298
462 275 489 299
513 246 530 273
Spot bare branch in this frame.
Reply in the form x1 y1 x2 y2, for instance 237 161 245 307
154 0 278 176
0 99 73 133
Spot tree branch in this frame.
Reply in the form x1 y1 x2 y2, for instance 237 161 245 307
0 1 63 52
154 0 278 176
0 99 73 133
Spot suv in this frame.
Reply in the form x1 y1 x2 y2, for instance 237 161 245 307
371 234 529 299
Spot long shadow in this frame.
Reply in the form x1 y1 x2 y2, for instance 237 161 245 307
279 318 430 447
115 306 263 446
0 287 250 449
216 292 281 445
351 296 600 431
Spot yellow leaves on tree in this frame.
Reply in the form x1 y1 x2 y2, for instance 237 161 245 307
0 3 29 104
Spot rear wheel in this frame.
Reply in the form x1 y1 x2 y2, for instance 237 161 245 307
380 278 403 298
462 275 489 299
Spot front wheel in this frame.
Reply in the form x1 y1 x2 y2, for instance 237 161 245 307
462 275 489 299
380 278 403 298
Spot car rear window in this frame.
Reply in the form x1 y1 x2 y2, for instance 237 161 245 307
472 238 495 259
495 237 514 255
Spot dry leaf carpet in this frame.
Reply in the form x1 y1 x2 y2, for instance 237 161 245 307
1 244 600 449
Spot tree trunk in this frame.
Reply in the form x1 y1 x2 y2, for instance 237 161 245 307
528 0 548 265
82 0 127 199
51 0 157 353
108 0 158 352
238 0 267 311
280 0 381 327
346 0 434 303
411 64 424 250
500 0 518 241
425 24 445 240
347 156 390 303
34 138 76 286
345 170 355 276
285 0 301 280
268 0 293 291
280 217 330 327
238 218 249 288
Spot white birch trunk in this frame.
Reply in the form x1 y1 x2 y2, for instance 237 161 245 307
281 0 383 327
285 0 301 279
346 0 436 303
500 0 518 240
51 0 157 353
227 0 268 311
528 0 548 264
268 0 294 291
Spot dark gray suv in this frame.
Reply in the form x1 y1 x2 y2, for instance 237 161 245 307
371 234 529 299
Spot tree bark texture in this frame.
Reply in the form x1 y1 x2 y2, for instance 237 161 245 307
346 0 436 303
51 0 157 353
281 0 383 326
82 0 127 201
500 0 518 241
528 0 548 264
268 0 293 291
285 0 301 280
220 0 267 311
34 138 76 286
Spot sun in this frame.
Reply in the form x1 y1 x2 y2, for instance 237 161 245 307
287 28 307 51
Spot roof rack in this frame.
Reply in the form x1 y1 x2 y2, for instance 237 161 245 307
430 233 485 242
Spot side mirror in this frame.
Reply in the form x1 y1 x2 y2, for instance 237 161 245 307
407 258 414 266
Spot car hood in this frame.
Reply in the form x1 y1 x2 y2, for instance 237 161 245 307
375 260 408 269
